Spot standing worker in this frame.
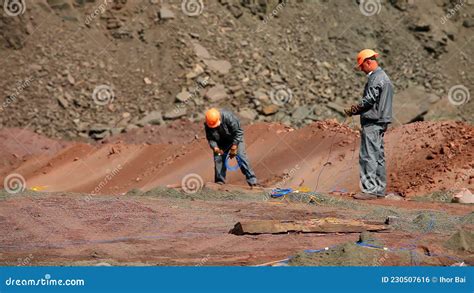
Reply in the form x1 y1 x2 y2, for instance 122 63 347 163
204 108 258 187
344 49 396 200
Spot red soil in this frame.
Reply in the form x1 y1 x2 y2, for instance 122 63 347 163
0 120 472 196
1 194 471 266
0 120 473 266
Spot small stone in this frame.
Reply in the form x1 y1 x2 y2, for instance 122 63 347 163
261 104 279 115
67 73 75 85
186 64 204 79
452 188 474 204
385 216 400 225
110 127 123 136
204 59 232 75
176 90 191 103
125 124 139 132
239 108 258 120
144 77 152 85
163 108 187 120
463 19 474 28
159 6 175 20
271 74 283 83
30 64 42 71
409 20 430 32
228 4 243 18
189 32 200 39
192 42 211 59
233 90 245 99
292 106 312 121
137 111 163 126
196 76 209 87
254 90 269 101
322 61 332 69
56 95 69 108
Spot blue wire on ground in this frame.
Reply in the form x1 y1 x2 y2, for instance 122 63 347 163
270 188 294 198
271 214 462 266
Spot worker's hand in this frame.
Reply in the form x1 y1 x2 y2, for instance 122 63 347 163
229 145 238 159
213 147 224 156
343 107 353 117
344 105 361 117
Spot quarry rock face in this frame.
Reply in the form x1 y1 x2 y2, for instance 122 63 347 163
0 0 471 141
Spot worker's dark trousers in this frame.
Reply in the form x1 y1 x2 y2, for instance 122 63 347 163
213 141 257 186
359 123 388 196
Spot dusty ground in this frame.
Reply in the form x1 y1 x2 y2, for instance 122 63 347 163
0 120 472 266
0 188 472 266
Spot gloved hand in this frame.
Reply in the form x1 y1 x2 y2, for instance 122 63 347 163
213 147 224 156
344 105 361 117
344 107 353 117
229 145 238 159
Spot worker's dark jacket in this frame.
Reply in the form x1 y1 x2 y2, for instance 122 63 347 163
354 67 393 125
205 109 244 150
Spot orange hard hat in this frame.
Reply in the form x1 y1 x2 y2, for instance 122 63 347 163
356 49 379 67
205 108 221 128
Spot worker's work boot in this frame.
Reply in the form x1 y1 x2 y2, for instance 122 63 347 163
379 192 403 201
249 182 262 189
352 192 378 200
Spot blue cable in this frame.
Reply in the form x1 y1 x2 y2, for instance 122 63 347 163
225 154 242 171
270 188 294 198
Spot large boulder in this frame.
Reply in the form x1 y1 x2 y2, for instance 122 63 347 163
205 84 227 102
393 86 438 125
137 111 164 126
163 108 187 120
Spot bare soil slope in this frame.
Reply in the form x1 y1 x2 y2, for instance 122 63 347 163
1 120 472 196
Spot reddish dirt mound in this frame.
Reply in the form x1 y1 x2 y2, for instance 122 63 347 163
386 121 474 195
0 128 69 176
0 121 472 196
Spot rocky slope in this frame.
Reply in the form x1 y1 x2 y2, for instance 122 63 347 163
0 0 473 140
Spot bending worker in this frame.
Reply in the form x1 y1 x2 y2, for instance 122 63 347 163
344 49 394 200
204 108 258 187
